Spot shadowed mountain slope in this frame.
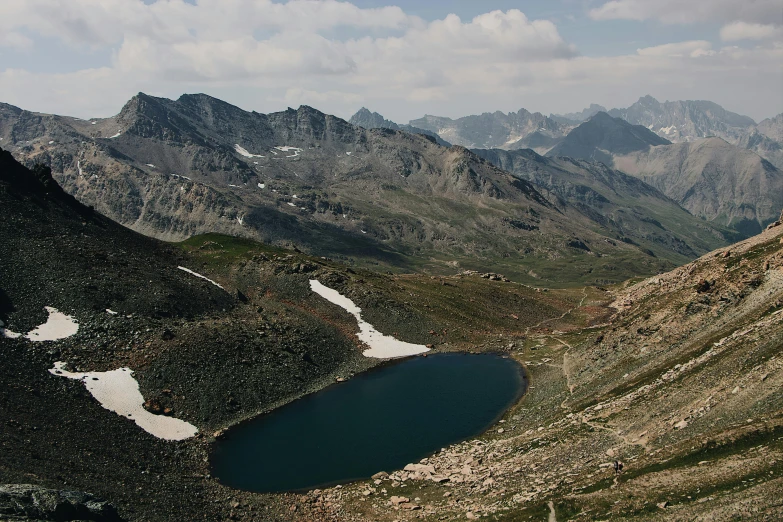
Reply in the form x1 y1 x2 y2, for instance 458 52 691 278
545 111 671 165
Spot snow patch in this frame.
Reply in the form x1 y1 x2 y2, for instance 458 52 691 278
91 121 97 125
177 266 224 290
48 140 55 145
146 164 155 168
107 131 122 139
309 280 430 359
106 309 118 315
1 307 79 342
234 144 265 158
346 151 352 156
287 202 296 207
258 183 265 189
1 328 22 339
77 161 84 177
228 184 239 188
237 216 244 226
49 362 198 441
275 146 303 158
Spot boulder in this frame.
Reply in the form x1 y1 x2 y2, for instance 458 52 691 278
0 484 125 521
404 463 435 475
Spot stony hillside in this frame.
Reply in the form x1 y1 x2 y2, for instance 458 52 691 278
472 147 736 262
615 137 783 236
308 211 783 522
409 108 571 152
545 112 671 165
0 151 593 522
1 94 705 285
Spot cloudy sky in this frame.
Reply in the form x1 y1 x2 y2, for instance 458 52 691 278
1 0 781 122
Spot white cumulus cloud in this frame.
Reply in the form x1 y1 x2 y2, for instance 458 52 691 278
0 2 781 122
720 21 783 41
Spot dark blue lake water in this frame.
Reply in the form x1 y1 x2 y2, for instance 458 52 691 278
210 353 526 493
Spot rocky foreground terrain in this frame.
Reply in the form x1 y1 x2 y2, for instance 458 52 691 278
304 211 783 521
2 139 782 520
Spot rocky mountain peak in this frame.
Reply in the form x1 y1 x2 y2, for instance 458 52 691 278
546 111 670 164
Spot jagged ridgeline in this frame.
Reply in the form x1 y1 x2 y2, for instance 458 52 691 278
0 94 736 284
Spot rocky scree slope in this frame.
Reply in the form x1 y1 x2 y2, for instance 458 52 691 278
0 484 124 522
310 211 783 521
615 137 783 237
2 94 686 285
0 151 382 521
472 147 736 263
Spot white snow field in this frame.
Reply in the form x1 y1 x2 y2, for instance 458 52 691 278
107 131 122 139
234 144 265 158
275 146 303 158
49 362 198 441
177 266 224 289
309 280 430 359
1 307 79 341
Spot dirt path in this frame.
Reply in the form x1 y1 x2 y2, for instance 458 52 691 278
524 287 588 336
547 500 557 522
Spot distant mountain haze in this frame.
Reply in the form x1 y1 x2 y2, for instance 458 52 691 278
614 137 783 237
544 112 670 165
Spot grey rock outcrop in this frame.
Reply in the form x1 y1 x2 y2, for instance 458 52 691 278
0 484 124 521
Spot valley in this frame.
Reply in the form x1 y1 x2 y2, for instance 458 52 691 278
2 146 782 521
2 2 782 520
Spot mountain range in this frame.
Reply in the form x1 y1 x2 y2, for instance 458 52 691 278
538 112 783 235
385 95 783 170
348 107 451 147
1 93 743 285
408 108 572 153
351 102 783 235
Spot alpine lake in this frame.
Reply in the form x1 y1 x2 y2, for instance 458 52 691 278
211 353 526 493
